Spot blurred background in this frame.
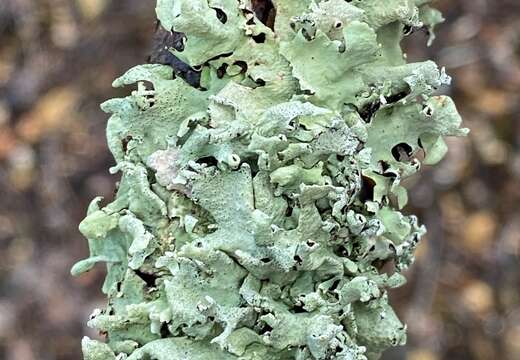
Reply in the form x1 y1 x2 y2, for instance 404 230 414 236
0 0 518 359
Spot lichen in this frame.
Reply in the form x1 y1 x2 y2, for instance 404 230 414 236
73 1 468 359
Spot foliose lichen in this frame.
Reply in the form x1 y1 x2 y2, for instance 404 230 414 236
73 1 468 359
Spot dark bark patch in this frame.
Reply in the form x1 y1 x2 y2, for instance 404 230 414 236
252 0 276 30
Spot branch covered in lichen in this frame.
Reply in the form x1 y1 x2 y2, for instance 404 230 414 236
73 1 468 359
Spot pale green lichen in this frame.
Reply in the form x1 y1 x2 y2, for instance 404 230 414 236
74 1 468 359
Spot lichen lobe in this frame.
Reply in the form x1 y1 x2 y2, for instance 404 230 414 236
74 1 467 359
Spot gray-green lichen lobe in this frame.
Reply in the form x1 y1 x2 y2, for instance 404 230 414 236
74 0 468 359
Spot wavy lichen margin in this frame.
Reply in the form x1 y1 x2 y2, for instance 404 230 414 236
74 1 468 359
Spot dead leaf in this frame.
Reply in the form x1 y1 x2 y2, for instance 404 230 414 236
408 349 439 360
76 0 108 21
0 126 19 160
472 89 513 116
463 211 497 255
15 87 80 143
461 280 494 315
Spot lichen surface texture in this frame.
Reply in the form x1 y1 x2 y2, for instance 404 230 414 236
74 1 468 359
